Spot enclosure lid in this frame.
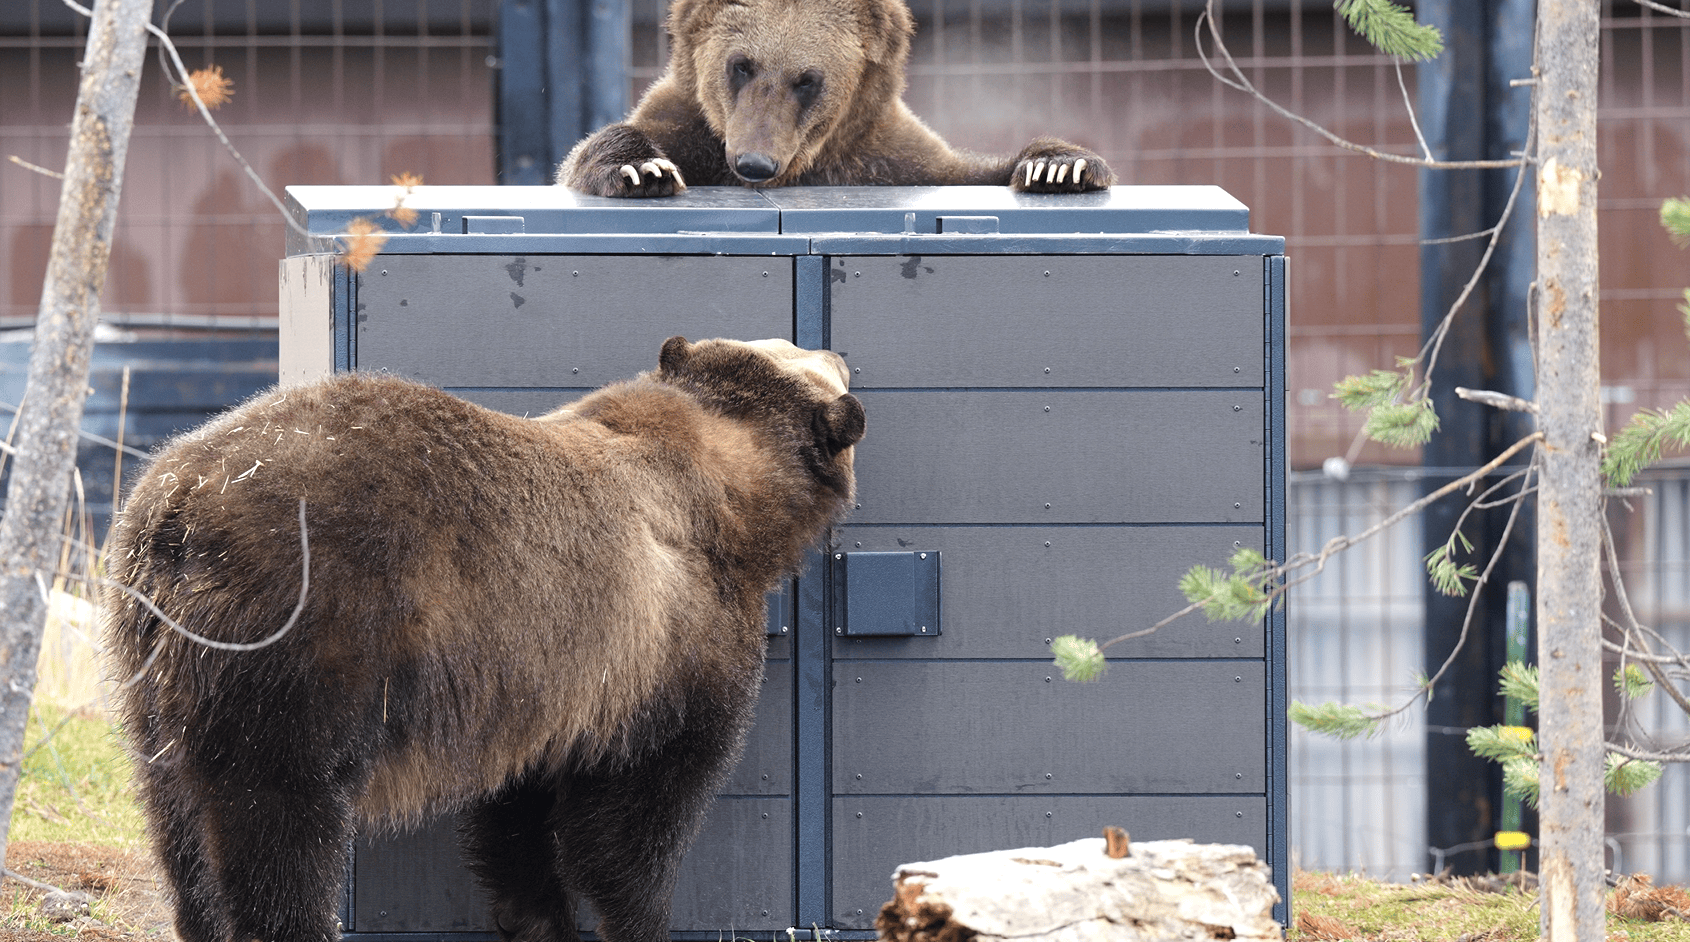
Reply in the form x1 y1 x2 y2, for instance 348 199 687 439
764 185 1250 234
283 184 1283 256
284 184 785 256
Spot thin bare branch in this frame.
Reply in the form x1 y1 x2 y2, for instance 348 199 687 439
1395 59 1435 162
1196 2 1526 171
1603 516 1690 719
102 499 311 653
6 155 65 179
1456 387 1539 413
3 868 68 895
1606 740 1690 763
1634 0 1690 17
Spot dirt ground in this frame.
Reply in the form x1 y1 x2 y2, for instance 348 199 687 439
2 841 173 939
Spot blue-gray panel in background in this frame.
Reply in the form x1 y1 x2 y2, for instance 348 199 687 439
763 185 1250 235
848 391 1264 524
832 526 1264 659
353 255 793 386
829 255 1263 388
832 661 1265 795
352 817 490 933
830 795 1269 929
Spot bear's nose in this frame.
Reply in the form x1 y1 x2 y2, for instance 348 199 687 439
733 153 780 182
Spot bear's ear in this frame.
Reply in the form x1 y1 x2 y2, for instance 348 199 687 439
659 336 693 375
814 394 866 454
861 0 915 65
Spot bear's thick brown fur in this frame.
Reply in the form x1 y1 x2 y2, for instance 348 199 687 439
105 338 864 942
557 0 1115 197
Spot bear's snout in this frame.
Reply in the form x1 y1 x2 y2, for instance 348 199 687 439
732 152 780 182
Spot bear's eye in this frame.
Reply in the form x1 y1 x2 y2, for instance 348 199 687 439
793 71 823 107
728 56 755 90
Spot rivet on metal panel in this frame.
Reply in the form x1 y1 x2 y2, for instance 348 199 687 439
1237 811 1245 818
853 367 861 374
763 271 769 277
854 271 861 278
920 626 927 633
1045 638 1053 645
857 910 864 916
762 773 770 780
836 554 844 560
1234 541 1242 547
1045 677 1052 683
855 677 862 683
1044 503 1052 510
1043 406 1051 412
835 627 843 635
1046 812 1053 818
1044 367 1051 373
1043 271 1051 277
1233 404 1243 412
1234 502 1243 509
856 812 864 819
855 774 863 780
762 910 770 917
380 270 388 276
1233 270 1241 277
763 813 769 819
572 368 579 374
1236 772 1244 779
1235 676 1243 683
1045 773 1053 780
1235 637 1243 644
1044 541 1051 548
781 626 789 634
1235 367 1243 373
855 542 862 548
918 553 927 559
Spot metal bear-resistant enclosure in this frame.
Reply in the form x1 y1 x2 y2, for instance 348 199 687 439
279 184 1288 939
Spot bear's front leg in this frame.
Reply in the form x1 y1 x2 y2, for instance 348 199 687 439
557 124 687 198
1009 137 1116 193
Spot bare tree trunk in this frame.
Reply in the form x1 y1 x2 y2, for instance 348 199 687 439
0 0 154 869
1533 1 1605 939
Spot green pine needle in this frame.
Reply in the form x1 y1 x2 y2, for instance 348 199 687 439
1501 756 1542 808
1051 635 1108 682
1614 663 1655 700
1424 532 1478 598
1288 701 1385 740
1603 400 1690 487
1498 661 1540 713
1466 724 1536 762
1606 753 1664 798
1334 0 1445 61
1364 398 1440 448
1662 197 1690 248
1332 369 1410 411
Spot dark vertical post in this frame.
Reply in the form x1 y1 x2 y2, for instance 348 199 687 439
495 0 630 184
1418 0 1535 876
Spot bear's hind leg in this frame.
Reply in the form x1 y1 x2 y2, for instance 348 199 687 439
198 772 365 942
554 708 752 942
136 763 229 942
462 776 580 942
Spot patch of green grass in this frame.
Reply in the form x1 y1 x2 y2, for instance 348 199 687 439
8 704 146 848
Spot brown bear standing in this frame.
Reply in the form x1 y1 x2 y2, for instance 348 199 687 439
558 0 1115 197
105 338 863 942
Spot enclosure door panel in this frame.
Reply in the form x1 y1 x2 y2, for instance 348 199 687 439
831 660 1265 795
355 255 794 385
828 254 1264 388
830 795 1269 929
849 391 1264 524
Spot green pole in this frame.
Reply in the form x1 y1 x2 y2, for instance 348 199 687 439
1498 580 1531 873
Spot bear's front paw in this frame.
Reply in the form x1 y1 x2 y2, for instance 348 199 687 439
558 126 689 198
1010 140 1115 193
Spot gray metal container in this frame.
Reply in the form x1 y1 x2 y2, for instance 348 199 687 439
280 183 1289 941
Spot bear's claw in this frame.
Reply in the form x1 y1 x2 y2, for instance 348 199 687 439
619 158 686 192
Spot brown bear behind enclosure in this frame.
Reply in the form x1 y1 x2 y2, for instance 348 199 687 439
104 338 863 942
558 0 1115 196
